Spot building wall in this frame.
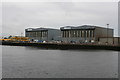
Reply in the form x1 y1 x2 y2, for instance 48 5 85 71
60 27 113 43
48 29 61 41
61 29 95 43
62 37 95 43
25 31 48 40
25 29 61 41
95 27 113 41
25 26 114 43
99 37 120 45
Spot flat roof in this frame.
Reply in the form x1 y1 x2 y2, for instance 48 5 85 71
25 27 59 31
60 25 113 30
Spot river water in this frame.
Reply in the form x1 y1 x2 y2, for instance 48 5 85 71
2 45 118 78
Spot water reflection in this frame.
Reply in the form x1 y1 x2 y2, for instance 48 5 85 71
2 45 118 78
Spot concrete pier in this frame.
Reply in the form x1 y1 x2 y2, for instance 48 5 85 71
1 41 120 51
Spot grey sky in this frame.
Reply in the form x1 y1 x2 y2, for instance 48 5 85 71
2 2 118 37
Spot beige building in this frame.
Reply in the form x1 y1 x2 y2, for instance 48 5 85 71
98 37 120 45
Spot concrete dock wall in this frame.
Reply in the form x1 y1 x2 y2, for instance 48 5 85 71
1 41 120 51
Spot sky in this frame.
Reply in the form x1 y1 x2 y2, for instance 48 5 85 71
1 1 119 37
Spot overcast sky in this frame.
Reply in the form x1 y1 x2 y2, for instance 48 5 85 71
2 2 118 37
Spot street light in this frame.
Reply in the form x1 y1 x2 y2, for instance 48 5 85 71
107 24 109 44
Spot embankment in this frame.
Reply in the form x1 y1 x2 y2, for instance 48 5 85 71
1 41 120 51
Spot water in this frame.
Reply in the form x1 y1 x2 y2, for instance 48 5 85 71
0 45 2 79
2 45 118 78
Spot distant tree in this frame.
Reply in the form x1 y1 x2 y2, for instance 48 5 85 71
4 37 7 39
8 35 12 38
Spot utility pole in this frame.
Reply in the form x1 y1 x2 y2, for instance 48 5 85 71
107 24 109 44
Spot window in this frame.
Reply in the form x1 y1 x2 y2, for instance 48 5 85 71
79 30 81 37
64 31 66 38
73 30 75 37
45 31 47 37
93 30 94 37
63 31 64 37
71 30 74 37
88 30 90 38
90 30 92 38
91 30 94 38
82 31 84 37
86 31 87 38
38 32 41 37
68 31 70 37
66 31 69 38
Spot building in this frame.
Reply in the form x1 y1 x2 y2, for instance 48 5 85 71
98 37 120 45
60 25 114 43
25 28 61 41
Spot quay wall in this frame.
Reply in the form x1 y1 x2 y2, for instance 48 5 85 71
1 41 120 51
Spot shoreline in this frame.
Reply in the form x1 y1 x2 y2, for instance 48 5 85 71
1 41 120 51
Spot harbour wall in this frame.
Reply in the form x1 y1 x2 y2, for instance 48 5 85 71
1 41 120 51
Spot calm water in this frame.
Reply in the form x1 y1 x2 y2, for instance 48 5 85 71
2 45 118 78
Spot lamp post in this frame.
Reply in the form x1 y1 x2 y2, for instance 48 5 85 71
20 32 23 41
107 24 109 44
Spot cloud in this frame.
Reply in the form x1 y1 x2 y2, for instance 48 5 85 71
2 2 118 36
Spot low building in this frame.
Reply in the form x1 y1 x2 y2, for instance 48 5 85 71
98 37 120 45
60 25 114 43
25 28 61 41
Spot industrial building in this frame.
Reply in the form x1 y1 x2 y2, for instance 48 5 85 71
60 25 114 43
98 37 120 45
25 28 61 41
25 25 114 43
